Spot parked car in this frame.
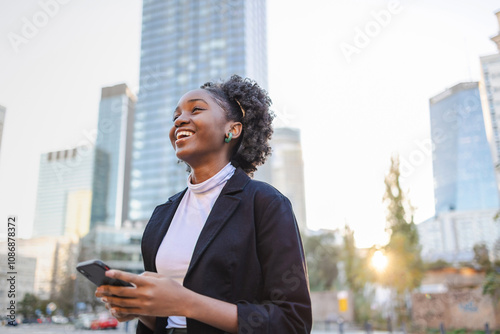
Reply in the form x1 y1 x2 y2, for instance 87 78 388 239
90 312 118 330
52 315 69 324
74 313 97 330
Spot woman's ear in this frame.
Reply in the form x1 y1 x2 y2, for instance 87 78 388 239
228 122 243 140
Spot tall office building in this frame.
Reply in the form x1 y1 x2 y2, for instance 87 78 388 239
479 10 500 199
254 127 307 231
90 84 136 228
0 105 5 154
418 82 500 261
33 145 102 238
430 82 498 213
129 0 268 221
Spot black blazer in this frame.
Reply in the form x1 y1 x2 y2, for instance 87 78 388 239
137 168 312 334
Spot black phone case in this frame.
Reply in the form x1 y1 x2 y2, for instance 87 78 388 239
76 259 133 287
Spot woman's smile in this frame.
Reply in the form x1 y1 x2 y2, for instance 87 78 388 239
175 129 195 146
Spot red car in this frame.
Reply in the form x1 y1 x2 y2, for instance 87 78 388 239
90 313 118 330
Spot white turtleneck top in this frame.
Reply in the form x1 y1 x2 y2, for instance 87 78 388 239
155 162 236 329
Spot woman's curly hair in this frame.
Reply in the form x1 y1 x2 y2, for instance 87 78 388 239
201 75 274 176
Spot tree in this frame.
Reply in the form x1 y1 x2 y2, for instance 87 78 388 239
473 243 491 271
19 293 40 319
342 225 377 323
380 155 424 324
303 230 339 291
479 242 500 305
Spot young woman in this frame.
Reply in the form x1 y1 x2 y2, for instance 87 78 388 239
95 75 312 333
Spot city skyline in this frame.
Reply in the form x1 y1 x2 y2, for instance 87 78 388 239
1 0 500 247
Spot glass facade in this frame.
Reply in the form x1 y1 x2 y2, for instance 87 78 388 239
90 84 136 228
33 146 96 237
430 82 499 214
480 53 500 197
129 0 268 221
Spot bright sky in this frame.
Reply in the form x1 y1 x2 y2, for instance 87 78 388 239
0 0 499 248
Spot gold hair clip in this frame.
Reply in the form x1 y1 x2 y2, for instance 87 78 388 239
235 99 246 118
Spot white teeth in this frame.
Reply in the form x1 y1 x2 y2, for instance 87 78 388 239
176 131 194 140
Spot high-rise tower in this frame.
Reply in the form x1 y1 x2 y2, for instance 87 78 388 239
418 82 500 262
430 82 499 213
254 128 307 231
90 83 136 228
129 0 268 221
33 146 99 238
479 11 500 200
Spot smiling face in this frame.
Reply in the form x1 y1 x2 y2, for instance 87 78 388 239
169 89 234 169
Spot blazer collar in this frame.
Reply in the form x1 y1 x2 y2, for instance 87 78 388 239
185 167 250 278
150 168 250 274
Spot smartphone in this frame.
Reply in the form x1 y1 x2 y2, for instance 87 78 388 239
76 259 133 287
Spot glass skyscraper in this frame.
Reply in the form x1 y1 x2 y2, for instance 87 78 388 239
129 0 268 221
33 146 98 238
90 84 136 228
430 82 499 214
418 82 500 262
479 10 500 200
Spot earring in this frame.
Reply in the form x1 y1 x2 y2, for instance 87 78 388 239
224 132 233 143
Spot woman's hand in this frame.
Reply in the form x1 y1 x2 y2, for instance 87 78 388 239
95 269 238 333
94 270 188 318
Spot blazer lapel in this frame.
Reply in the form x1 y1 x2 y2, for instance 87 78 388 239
185 168 250 278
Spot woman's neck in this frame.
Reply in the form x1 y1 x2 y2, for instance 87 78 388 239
190 160 231 184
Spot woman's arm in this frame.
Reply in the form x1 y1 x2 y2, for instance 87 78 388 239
95 270 238 333
235 194 312 333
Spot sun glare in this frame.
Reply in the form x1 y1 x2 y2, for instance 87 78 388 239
371 250 388 272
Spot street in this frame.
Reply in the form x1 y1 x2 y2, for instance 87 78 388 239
1 323 396 334
2 323 133 333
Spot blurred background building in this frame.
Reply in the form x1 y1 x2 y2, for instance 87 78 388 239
78 84 143 306
128 0 268 222
32 146 99 239
479 10 500 200
0 253 36 312
418 82 500 262
90 83 136 229
254 127 307 231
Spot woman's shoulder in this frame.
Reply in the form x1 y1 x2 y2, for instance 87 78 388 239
228 167 289 202
244 178 293 210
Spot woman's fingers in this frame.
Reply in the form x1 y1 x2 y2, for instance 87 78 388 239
106 269 151 285
110 310 138 322
103 295 141 308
